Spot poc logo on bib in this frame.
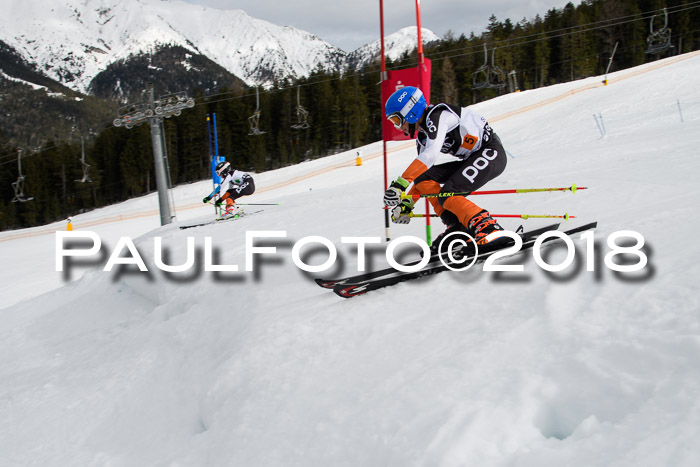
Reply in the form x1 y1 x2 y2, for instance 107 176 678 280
462 149 498 183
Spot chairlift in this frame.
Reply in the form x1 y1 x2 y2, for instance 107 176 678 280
471 44 506 91
11 149 33 202
646 8 673 55
291 86 310 130
248 88 266 136
75 136 92 183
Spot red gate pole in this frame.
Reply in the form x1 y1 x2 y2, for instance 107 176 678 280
379 0 391 242
415 0 432 246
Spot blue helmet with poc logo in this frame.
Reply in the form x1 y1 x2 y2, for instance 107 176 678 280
385 86 427 129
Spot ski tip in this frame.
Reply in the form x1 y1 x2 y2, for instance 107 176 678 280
333 283 370 298
315 278 342 289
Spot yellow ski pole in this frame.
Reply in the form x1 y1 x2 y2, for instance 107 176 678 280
409 213 575 220
402 184 586 200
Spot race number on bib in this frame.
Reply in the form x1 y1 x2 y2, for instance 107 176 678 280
461 134 479 151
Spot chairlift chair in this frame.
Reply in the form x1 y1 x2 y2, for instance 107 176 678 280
291 86 310 130
76 163 92 183
646 8 673 55
75 137 92 183
11 150 33 202
248 88 266 135
472 44 492 90
471 44 507 90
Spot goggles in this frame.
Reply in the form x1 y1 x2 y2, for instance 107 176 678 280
387 112 405 130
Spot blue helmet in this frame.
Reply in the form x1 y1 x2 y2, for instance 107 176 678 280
385 86 427 128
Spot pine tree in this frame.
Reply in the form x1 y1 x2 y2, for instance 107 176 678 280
533 18 552 88
439 57 459 103
623 0 647 67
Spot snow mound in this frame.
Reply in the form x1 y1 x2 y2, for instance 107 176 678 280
2 52 700 466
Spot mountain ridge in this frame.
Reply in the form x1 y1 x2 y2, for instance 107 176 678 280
1 0 439 94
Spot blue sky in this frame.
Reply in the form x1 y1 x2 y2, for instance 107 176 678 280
180 0 579 51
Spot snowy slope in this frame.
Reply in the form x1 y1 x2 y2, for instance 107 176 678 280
2 52 700 466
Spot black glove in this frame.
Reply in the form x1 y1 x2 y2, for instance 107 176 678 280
214 198 223 207
383 177 410 206
391 199 414 224
203 196 211 204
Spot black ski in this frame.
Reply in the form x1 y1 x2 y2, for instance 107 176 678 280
315 223 561 289
332 221 597 298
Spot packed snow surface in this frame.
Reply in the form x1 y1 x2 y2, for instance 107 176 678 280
2 52 700 466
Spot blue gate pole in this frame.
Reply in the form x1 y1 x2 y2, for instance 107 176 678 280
212 113 224 216
207 115 215 184
212 113 222 183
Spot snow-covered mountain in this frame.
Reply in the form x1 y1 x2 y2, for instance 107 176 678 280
347 27 441 70
1 0 343 92
0 0 438 94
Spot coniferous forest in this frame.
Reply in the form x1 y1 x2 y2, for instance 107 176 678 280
1 0 699 229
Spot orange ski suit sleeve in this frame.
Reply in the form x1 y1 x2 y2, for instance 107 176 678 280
400 159 428 184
